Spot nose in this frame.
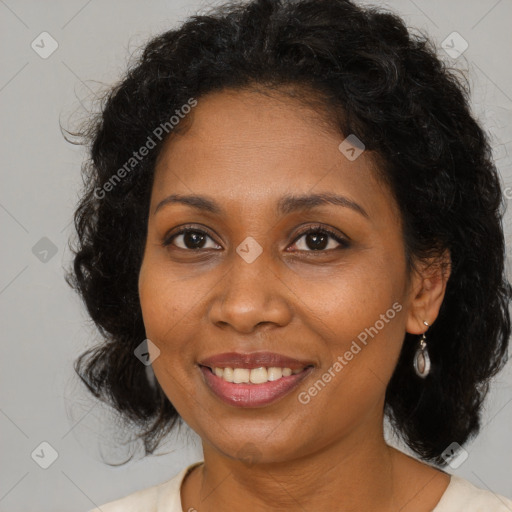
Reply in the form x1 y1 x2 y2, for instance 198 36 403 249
207 248 293 334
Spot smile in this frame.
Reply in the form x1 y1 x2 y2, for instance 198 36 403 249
209 366 305 383
199 364 314 408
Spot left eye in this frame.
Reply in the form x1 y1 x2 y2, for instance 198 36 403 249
290 228 348 252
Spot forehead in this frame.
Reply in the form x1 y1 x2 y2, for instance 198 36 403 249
151 88 399 224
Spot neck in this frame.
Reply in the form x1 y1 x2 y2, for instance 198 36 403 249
189 423 398 512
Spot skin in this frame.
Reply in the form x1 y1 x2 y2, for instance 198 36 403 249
138 88 452 511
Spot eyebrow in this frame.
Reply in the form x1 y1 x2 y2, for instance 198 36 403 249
154 192 369 218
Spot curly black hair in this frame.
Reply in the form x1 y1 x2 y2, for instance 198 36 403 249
65 0 511 466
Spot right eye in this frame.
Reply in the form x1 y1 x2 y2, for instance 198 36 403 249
162 226 222 251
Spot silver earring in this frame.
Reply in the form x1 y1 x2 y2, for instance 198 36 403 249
414 321 431 378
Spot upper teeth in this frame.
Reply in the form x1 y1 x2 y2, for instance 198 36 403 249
213 367 303 384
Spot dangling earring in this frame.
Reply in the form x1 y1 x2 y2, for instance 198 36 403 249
414 320 431 378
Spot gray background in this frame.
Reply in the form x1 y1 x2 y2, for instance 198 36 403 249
1 0 511 510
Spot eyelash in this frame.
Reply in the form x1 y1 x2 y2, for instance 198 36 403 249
161 224 349 252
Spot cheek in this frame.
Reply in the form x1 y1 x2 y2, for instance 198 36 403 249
138 263 186 395
293 285 405 443
138 256 195 340
292 256 407 396
138 263 196 416
297 258 404 340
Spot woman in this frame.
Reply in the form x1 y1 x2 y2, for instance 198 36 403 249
66 0 512 510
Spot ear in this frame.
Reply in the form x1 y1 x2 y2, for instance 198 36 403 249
406 249 451 335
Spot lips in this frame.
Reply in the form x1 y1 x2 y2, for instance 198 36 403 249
198 351 314 370
197 351 315 408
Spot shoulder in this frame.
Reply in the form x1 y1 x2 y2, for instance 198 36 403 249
434 474 512 512
86 461 203 512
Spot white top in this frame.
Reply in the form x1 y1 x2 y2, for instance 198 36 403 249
88 461 512 512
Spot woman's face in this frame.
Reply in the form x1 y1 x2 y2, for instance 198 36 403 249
138 88 431 464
